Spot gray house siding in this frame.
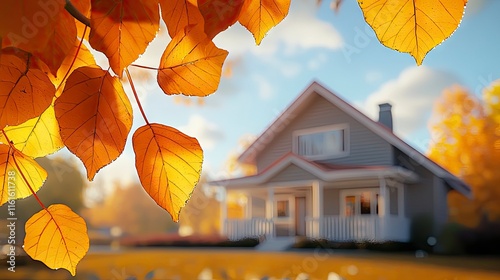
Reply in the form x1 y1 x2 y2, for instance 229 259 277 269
267 164 317 183
323 188 340 215
255 94 394 171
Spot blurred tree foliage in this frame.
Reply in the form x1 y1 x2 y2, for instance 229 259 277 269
178 176 221 236
428 80 500 227
82 181 178 235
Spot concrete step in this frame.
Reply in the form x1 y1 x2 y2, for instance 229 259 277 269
256 236 298 251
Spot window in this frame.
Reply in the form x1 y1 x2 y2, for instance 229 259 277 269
295 125 348 158
341 189 379 216
276 200 290 217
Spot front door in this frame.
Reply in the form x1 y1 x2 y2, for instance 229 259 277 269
295 197 306 236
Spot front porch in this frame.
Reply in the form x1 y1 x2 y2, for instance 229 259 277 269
217 169 416 243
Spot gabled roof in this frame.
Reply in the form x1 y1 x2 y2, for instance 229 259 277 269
236 81 471 197
211 152 419 189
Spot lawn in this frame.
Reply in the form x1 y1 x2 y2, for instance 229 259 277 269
1 248 499 280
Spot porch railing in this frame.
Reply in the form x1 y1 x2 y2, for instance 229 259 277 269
224 218 275 240
306 215 410 242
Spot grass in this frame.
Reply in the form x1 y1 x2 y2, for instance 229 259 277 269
1 248 499 279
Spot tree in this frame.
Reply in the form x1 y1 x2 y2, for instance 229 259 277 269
427 81 500 227
83 181 178 235
0 0 470 275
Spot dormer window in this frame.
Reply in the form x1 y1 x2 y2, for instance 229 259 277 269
294 124 349 159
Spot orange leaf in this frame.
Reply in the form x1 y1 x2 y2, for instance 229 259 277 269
198 0 245 39
157 25 228 96
358 0 468 65
24 204 89 276
89 0 160 76
133 123 203 222
0 48 55 129
160 0 205 38
34 9 77 75
50 39 97 93
54 66 133 180
0 144 48 206
0 0 76 74
238 0 291 45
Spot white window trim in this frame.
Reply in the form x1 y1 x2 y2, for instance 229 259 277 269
293 124 350 160
339 188 379 217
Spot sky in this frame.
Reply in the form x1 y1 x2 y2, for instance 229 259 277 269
66 0 500 197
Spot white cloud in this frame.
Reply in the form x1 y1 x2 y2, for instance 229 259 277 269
179 115 225 150
362 66 461 137
213 0 343 58
251 74 274 100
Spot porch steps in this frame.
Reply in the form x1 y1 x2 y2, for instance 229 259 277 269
256 237 299 251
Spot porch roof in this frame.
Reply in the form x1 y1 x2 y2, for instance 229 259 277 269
210 152 418 189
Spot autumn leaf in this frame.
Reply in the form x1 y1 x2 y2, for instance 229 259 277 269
358 0 468 65
0 0 76 74
160 0 205 38
0 48 55 129
50 39 97 93
157 25 228 96
24 204 89 276
55 66 133 180
198 0 246 39
0 104 63 158
132 123 203 222
90 0 160 76
33 9 77 75
238 0 291 45
0 144 47 206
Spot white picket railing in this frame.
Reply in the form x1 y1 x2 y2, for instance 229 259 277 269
224 218 275 240
225 215 409 242
306 215 410 242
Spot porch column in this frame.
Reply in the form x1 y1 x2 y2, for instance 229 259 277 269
398 181 405 218
219 187 227 237
378 177 388 217
312 180 323 238
245 195 253 219
266 188 274 220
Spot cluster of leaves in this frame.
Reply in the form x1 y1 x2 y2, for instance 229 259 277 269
428 81 500 227
0 0 468 275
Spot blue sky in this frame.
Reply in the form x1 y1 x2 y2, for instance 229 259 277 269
76 0 500 194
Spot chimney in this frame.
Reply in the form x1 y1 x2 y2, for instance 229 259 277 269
378 103 393 131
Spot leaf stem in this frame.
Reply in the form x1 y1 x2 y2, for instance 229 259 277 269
130 64 160 71
1 130 47 210
56 26 88 93
125 68 150 125
65 0 90 27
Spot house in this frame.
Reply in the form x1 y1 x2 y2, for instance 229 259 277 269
210 82 471 243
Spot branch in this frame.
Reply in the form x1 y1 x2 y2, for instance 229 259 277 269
65 0 90 27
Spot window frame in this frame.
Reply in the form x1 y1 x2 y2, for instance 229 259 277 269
293 124 350 160
339 188 379 217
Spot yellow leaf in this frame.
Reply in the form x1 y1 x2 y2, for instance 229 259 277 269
0 103 63 158
132 123 203 222
0 144 47 206
358 0 468 65
24 204 89 276
55 66 133 180
89 0 160 76
157 25 228 96
238 0 291 45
